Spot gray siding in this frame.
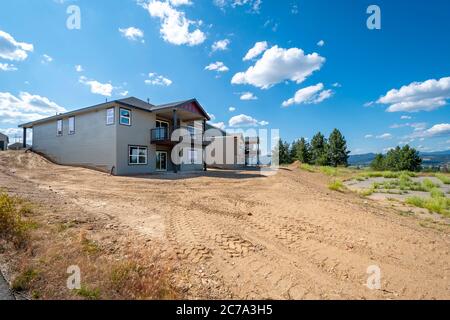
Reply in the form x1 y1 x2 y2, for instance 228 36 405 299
32 106 117 173
29 105 206 176
115 107 156 175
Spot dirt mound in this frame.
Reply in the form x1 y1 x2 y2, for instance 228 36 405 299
0 150 53 171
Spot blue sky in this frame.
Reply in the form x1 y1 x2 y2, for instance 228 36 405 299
0 0 449 154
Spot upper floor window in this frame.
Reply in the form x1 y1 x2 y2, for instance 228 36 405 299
57 119 63 136
106 108 115 125
120 108 131 126
68 117 75 135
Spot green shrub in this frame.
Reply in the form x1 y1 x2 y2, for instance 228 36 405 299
328 179 345 192
0 192 33 247
422 178 439 191
430 188 444 198
435 173 450 185
406 195 450 216
320 166 338 176
76 286 101 300
360 188 374 196
12 268 39 291
299 163 315 172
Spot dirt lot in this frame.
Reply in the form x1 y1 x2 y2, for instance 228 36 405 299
1 151 449 299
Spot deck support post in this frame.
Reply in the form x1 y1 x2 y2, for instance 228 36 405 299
203 119 207 171
173 109 178 173
22 127 27 149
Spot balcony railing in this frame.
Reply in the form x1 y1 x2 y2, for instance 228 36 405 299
151 126 207 144
151 127 170 143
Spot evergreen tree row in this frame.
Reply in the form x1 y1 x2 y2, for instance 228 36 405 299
276 129 350 167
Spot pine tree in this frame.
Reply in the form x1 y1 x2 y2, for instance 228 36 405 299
275 139 291 165
310 132 329 165
328 129 350 167
370 145 422 171
290 140 300 162
371 154 385 171
296 138 312 164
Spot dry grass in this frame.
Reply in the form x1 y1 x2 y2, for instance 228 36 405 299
1 192 181 300
0 192 37 248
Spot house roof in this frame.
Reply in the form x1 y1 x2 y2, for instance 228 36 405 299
19 97 210 128
0 132 9 141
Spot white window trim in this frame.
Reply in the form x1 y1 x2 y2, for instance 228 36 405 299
128 146 147 165
106 108 115 125
156 151 168 171
119 108 131 126
188 149 200 164
68 117 75 135
57 119 63 136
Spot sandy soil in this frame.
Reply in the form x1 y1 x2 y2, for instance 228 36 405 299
1 151 449 299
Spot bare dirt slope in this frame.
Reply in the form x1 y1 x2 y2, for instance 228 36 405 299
1 151 449 299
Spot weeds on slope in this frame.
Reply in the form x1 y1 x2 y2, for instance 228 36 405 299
0 192 37 248
0 191 181 300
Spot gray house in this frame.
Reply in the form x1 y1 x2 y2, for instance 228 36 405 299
0 132 9 151
19 97 211 175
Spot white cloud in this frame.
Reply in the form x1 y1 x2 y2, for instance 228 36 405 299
214 0 262 13
119 90 129 97
208 114 216 120
228 106 236 112
232 45 325 89
0 30 33 61
205 61 229 72
144 72 172 86
142 0 206 46
376 133 393 140
401 115 412 120
79 76 114 97
377 76 450 112
209 121 226 130
317 40 325 47
282 83 333 107
332 82 341 88
243 41 268 61
0 63 17 72
75 65 84 72
240 92 257 100
229 114 268 127
0 92 66 125
41 54 53 64
390 122 427 131
364 134 373 139
168 0 192 6
212 39 230 52
119 27 145 41
410 123 450 138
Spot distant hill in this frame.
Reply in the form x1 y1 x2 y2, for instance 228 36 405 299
349 150 450 167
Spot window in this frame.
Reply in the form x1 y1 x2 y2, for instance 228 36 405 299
68 117 75 135
120 108 131 126
129 146 147 165
187 126 196 136
106 108 115 125
57 119 63 136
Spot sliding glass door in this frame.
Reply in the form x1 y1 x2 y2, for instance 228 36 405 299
156 151 167 171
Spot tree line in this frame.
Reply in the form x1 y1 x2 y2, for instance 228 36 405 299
370 145 422 172
276 129 350 167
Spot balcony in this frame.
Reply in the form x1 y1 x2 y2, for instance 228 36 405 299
151 127 171 145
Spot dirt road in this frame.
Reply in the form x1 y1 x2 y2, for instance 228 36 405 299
1 151 449 299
